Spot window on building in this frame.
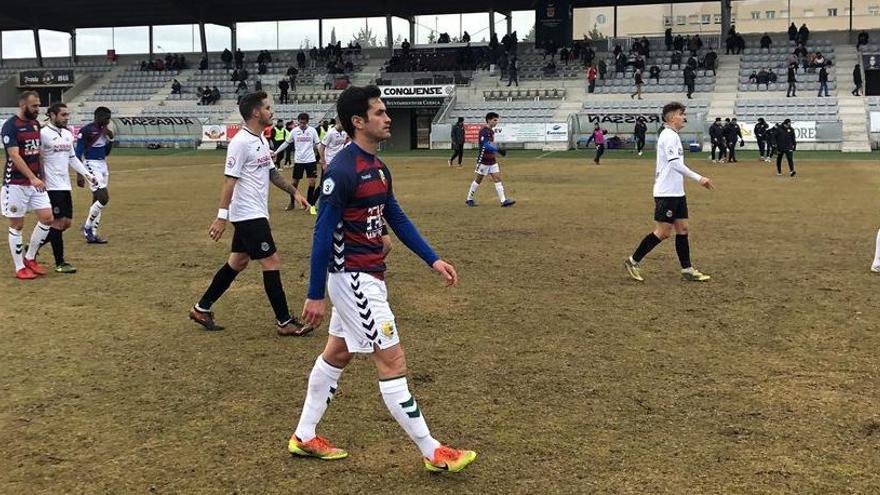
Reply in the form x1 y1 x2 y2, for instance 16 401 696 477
751 11 760 20
664 16 673 27
780 10 789 18
713 14 722 24
688 14 700 25
676 15 686 26
804 9 814 17
828 8 838 16
765 11 775 19
871 6 880 16
702 14 711 25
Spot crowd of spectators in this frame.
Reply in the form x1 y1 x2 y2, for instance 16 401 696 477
140 54 186 72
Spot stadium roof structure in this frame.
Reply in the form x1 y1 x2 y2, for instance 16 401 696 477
1 0 721 32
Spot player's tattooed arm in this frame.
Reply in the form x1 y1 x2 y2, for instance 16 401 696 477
270 168 310 208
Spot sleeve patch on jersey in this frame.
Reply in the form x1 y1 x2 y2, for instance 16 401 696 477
322 177 335 194
225 156 236 169
2 135 8 144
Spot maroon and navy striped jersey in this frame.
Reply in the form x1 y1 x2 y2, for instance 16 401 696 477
477 126 496 165
2 116 42 186
321 143 392 278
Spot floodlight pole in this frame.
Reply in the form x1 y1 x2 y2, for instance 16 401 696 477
33 28 43 67
199 22 208 60
230 24 237 53
148 26 154 61
386 15 393 55
0 31 4 67
70 29 78 63
489 10 495 39
408 16 415 44
319 18 323 48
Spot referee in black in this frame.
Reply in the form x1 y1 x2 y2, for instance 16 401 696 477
448 117 465 167
775 119 797 177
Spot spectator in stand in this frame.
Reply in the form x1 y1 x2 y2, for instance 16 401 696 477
857 31 869 51
234 48 244 69
258 61 268 75
818 66 830 97
760 33 772 50
615 52 626 74
687 35 699 56
462 31 471 43
634 56 646 73
665 28 673 50
196 86 205 104
585 45 596 66
735 33 745 54
702 48 717 75
797 23 810 45
240 68 250 81
323 73 334 90
211 86 220 105
278 78 290 104
671 50 683 68
631 69 644 100
297 50 306 69
786 64 797 97
198 56 208 71
559 47 569 65
748 71 758 83
768 68 778 84
788 23 798 42
171 79 182 96
235 80 248 103
757 68 770 89
725 31 736 54
598 58 607 80
230 69 240 81
673 34 684 51
613 43 622 58
649 65 661 84
543 60 557 76
640 37 651 58
812 52 827 68
587 64 598 93
684 65 696 99
787 52 800 70
686 54 698 71
221 48 233 69
853 63 864 96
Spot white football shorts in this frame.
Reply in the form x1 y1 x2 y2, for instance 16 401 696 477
1 184 51 218
327 271 400 353
84 160 109 191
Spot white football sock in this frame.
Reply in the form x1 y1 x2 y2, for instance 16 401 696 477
873 229 880 268
25 222 51 260
467 181 479 201
494 182 507 203
85 201 104 229
8 227 24 271
294 356 344 442
379 377 440 458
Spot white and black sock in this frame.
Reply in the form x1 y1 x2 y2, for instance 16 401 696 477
466 181 479 201
8 227 24 271
85 201 104 230
25 223 51 261
494 182 506 203
379 377 440 458
295 356 344 442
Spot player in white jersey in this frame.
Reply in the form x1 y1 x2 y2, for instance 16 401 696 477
272 112 321 214
624 102 714 282
318 118 348 170
189 91 313 336
39 103 97 273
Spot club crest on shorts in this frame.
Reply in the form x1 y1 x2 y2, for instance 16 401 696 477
261 242 270 252
9 205 17 213
666 210 673 218
381 321 395 338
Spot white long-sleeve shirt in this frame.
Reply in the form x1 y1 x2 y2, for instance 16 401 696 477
653 126 702 197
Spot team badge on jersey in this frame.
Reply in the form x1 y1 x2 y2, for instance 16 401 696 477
323 177 335 194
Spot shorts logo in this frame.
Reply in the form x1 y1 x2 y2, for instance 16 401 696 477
9 205 17 213
666 210 673 218
53 206 60 214
260 242 270 252
2 136 8 144
381 321 394 338
322 178 335 195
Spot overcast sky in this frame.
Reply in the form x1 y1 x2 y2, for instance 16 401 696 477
1 12 536 59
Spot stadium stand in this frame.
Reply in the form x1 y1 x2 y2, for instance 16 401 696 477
89 64 180 101
583 99 710 115
447 99 560 123
735 97 840 121
738 37 836 92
